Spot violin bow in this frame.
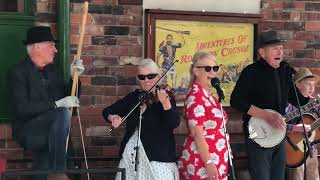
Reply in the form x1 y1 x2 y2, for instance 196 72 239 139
67 2 90 180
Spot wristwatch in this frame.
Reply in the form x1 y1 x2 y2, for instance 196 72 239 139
205 159 213 165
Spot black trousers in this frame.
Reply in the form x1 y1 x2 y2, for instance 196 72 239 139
246 139 286 180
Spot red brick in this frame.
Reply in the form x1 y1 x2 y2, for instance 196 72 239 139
76 55 93 65
81 85 117 96
70 24 80 34
85 25 104 35
259 21 285 31
284 22 305 31
306 2 320 11
268 1 284 10
123 5 142 16
283 49 293 58
284 2 305 10
71 116 105 127
261 10 273 20
91 14 117 25
70 14 93 24
0 149 23 160
82 45 105 56
272 11 290 20
316 50 320 59
124 65 138 77
0 125 12 140
300 12 319 21
79 106 104 116
284 40 305 49
305 22 320 31
129 26 142 36
70 34 91 45
86 146 102 156
278 31 293 40
102 146 119 157
119 15 142 26
102 96 121 106
313 32 320 41
80 76 92 85
118 0 142 5
128 45 142 57
110 66 124 76
93 56 119 67
117 36 140 46
290 11 300 22
117 85 138 96
92 0 117 4
105 46 129 56
6 141 21 149
294 49 315 58
80 95 92 106
294 31 315 41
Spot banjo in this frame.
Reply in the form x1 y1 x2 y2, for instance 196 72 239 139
248 95 320 148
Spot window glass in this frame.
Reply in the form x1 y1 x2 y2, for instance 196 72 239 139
0 0 24 13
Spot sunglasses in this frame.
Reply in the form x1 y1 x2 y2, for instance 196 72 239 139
137 73 158 80
196 66 219 72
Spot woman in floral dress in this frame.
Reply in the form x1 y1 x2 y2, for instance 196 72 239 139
178 51 230 180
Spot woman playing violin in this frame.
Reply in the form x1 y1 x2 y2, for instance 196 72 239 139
102 58 180 180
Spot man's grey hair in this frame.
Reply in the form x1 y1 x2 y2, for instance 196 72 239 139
138 58 160 74
26 44 33 55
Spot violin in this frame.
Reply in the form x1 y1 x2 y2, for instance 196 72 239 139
145 84 175 107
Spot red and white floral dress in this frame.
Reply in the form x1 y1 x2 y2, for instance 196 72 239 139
178 82 230 180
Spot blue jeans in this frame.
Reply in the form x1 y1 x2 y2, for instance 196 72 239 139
23 107 71 180
246 139 286 180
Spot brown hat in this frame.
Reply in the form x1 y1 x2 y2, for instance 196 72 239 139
294 68 319 84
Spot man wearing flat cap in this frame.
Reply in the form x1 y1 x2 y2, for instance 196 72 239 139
230 30 309 180
7 26 85 180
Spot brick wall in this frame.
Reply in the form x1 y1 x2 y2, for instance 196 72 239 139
260 0 320 93
1 0 320 180
0 0 144 176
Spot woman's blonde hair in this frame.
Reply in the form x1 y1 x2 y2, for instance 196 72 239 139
189 51 216 86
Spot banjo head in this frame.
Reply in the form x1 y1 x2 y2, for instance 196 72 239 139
248 109 286 148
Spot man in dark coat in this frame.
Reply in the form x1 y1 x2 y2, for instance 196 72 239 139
230 30 309 180
7 26 84 180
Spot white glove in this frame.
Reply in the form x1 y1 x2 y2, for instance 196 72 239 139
55 96 80 108
70 59 85 78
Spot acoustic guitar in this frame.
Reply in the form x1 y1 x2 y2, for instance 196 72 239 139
286 113 320 168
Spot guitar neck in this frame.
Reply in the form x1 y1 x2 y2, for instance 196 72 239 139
285 99 319 122
311 118 320 132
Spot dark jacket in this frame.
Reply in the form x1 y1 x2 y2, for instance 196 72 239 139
230 59 309 135
102 90 180 162
7 57 73 143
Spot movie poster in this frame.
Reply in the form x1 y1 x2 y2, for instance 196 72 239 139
155 20 254 106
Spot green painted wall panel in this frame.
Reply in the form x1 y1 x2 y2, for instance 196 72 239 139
0 21 34 123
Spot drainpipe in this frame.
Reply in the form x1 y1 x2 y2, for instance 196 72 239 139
57 0 70 80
